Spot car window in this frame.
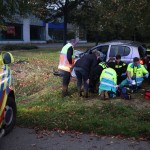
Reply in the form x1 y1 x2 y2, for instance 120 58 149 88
97 45 109 55
138 46 145 57
109 45 130 57
90 45 109 61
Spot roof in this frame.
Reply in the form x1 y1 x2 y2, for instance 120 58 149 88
100 40 146 48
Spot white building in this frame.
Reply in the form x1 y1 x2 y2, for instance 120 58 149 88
0 15 50 44
0 15 87 44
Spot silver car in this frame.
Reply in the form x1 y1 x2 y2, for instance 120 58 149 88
75 40 146 64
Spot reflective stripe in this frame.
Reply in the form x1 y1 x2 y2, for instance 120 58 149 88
101 81 115 87
105 71 113 76
115 65 123 68
136 81 142 84
0 65 11 127
58 43 74 72
99 62 107 69
0 66 6 99
136 76 143 79
102 77 114 82
58 53 72 72
146 48 150 52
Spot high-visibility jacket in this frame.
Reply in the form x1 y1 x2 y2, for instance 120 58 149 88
98 62 107 69
58 43 74 72
99 68 117 93
127 63 148 86
115 61 126 69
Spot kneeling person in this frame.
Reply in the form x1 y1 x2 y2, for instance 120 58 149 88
120 57 149 89
99 62 117 100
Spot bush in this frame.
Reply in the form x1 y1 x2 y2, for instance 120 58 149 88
1 44 38 51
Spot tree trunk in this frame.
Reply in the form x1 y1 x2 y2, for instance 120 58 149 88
63 0 68 45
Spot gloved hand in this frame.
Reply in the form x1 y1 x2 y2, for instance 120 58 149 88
115 85 119 88
127 79 133 84
145 74 149 78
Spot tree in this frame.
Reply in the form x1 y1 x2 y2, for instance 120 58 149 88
0 0 34 29
34 0 87 45
0 0 17 28
73 0 119 44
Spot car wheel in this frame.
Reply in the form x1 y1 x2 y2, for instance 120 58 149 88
3 97 16 135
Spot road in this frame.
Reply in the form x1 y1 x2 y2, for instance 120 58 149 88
0 127 150 150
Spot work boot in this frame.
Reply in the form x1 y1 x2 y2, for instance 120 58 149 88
78 90 82 97
104 91 109 100
62 86 68 97
62 91 68 97
100 91 105 100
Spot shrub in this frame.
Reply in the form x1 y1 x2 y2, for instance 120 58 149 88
1 44 38 51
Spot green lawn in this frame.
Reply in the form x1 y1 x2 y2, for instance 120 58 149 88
10 48 150 138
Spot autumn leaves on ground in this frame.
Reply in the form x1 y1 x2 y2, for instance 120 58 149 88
10 48 150 139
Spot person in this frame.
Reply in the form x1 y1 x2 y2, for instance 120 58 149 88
114 55 127 84
144 46 150 82
89 62 107 93
74 50 100 98
120 57 149 89
58 39 78 97
99 62 117 100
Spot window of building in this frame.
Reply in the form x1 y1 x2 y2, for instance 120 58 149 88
109 45 130 57
0 23 23 40
30 25 45 41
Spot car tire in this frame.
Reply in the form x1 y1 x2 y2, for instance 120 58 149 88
3 97 17 135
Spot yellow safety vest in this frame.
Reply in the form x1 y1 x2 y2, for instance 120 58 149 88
58 43 74 72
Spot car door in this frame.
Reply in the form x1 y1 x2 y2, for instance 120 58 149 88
107 45 132 63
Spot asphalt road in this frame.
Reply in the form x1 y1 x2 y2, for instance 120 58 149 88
0 127 150 150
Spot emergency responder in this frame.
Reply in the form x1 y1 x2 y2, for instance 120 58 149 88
89 62 107 93
120 57 149 89
145 46 150 82
114 55 127 84
99 62 117 100
58 39 78 97
74 50 100 98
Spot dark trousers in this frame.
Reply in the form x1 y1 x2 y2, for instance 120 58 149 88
89 66 103 93
117 75 127 85
62 71 71 87
74 67 89 92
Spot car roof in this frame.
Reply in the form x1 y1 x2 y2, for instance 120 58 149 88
97 40 145 47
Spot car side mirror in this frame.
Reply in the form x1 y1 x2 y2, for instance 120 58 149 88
3 52 14 64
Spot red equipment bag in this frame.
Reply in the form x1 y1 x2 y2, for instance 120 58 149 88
144 91 150 100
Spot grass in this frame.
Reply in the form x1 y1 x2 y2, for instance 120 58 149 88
10 47 150 138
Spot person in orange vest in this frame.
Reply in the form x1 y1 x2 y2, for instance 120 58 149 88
58 39 78 97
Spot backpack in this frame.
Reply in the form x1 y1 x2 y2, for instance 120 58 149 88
144 91 150 100
120 87 131 100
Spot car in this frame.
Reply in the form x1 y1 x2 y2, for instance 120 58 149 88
75 40 147 64
0 52 16 138
55 40 147 77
